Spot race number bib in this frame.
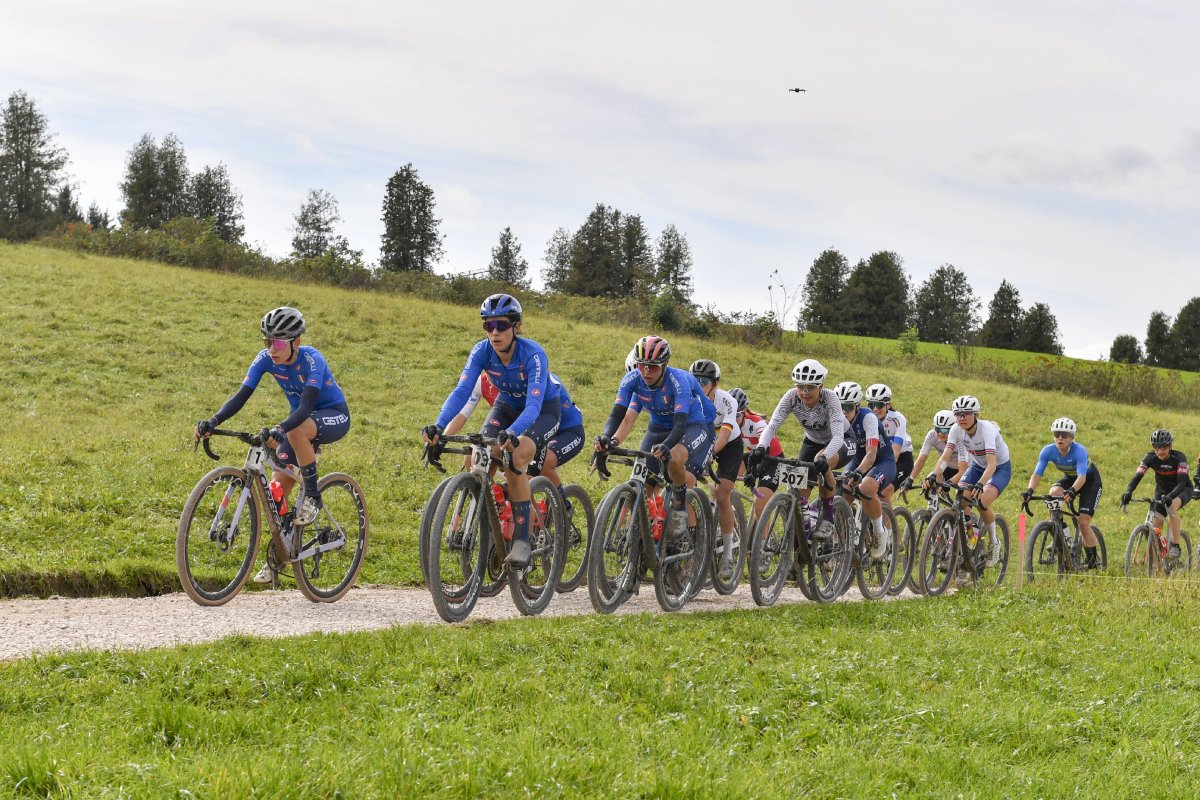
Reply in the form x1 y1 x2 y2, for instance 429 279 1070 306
1043 498 1062 511
631 458 649 484
473 444 492 472
778 464 809 490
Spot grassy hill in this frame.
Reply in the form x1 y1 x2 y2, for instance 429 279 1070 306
1 241 1196 597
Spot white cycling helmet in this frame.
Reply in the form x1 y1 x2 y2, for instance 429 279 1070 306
865 383 892 403
933 410 954 429
625 348 638 373
834 381 862 404
792 359 828 385
951 395 980 414
1050 417 1077 435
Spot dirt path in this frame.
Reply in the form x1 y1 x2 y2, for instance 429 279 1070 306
0 583 912 662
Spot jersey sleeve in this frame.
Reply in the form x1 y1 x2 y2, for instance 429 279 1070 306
822 391 847 460
435 340 489 431
1072 443 1090 476
241 350 271 389
1033 444 1054 477
614 370 640 410
759 390 795 447
919 429 937 457
715 391 738 433
863 412 881 451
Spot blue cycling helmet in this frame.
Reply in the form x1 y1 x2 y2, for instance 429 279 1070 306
480 293 522 323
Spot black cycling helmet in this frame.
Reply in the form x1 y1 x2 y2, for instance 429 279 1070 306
479 293 522 323
729 387 749 412
1151 428 1173 448
690 359 720 381
261 306 306 339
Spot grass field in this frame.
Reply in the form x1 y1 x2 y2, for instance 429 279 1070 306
1 241 1198 597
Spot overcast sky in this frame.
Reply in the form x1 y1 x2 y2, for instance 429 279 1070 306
5 2 1199 358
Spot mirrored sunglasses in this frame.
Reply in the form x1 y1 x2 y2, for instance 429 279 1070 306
841 403 859 412
867 401 887 410
263 337 291 351
637 361 663 371
483 319 513 333
796 383 820 392
696 376 712 386
935 426 951 434
1053 432 1073 439
953 411 973 418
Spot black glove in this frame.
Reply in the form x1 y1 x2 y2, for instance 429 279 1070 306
650 442 671 461
900 476 913 491
422 424 441 443
594 434 613 452
1120 491 1132 507
194 418 216 439
845 469 862 486
922 473 936 490
496 429 517 449
264 425 286 448
970 482 984 493
1063 487 1078 503
813 454 828 475
747 446 766 472
1020 489 1033 504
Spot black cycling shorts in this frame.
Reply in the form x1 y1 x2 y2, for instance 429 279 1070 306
1055 464 1102 516
713 436 745 482
892 451 914 490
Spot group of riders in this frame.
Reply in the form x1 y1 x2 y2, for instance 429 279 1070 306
192 292 1200 586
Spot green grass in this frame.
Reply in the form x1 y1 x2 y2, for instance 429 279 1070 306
2 581 1200 797
1 241 1198 596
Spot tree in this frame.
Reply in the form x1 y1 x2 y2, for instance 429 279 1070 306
619 213 654 298
909 263 979 344
1109 334 1143 364
1017 302 1063 355
800 248 849 333
189 163 244 243
379 163 444 272
564 203 627 297
54 184 83 224
1169 298 1200 372
1145 311 1174 368
487 226 529 287
841 250 909 338
120 132 191 229
979 280 1023 350
654 224 694 304
0 90 69 240
85 202 111 231
291 189 341 259
541 227 572 292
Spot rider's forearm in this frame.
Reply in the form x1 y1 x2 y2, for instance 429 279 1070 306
601 404 627 440
212 384 255 425
661 412 690 449
278 386 319 433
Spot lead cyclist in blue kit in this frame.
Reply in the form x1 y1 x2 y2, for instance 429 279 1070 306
194 306 351 584
422 294 561 568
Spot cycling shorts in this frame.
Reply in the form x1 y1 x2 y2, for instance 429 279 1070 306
1154 487 1192 510
1054 464 1102 516
642 423 710 482
275 406 350 467
530 425 586 476
713 436 745 482
799 437 849 468
483 397 561 450
892 451 914 490
864 459 897 491
962 460 1012 496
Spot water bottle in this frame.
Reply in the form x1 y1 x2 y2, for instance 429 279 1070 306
649 494 666 541
492 484 514 541
967 514 981 548
269 480 289 515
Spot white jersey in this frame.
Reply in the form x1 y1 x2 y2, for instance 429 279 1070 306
882 409 913 454
946 419 1010 468
741 414 766 443
761 387 846 460
918 428 947 457
712 388 740 441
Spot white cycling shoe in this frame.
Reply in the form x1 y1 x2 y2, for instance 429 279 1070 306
869 526 891 560
294 495 322 526
252 564 276 585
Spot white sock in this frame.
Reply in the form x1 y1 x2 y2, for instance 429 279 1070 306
871 515 884 535
722 531 733 556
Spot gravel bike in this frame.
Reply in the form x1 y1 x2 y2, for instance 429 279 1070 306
1122 497 1193 578
885 487 917 596
916 482 1010 596
422 433 566 622
835 475 899 600
694 467 750 596
178 429 368 605
1021 493 1107 582
587 446 712 613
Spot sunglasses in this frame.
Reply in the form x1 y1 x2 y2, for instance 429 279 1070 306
867 401 887 410
263 337 292 351
1053 432 1073 439
696 376 712 386
841 403 859 412
953 411 973 419
935 426 951 434
795 383 820 392
483 319 513 333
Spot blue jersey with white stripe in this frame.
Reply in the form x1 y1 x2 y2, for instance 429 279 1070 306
243 346 347 411
616 366 705 428
1034 442 1090 477
436 337 560 436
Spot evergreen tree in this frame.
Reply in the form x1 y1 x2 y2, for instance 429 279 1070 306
541 227 572 292
1017 302 1063 355
120 132 191 229
909 263 979 344
800 248 849 333
1169 298 1200 372
379 163 444 273
487 226 529 287
654 224 694 304
979 280 1023 349
54 184 83 223
0 90 69 240
841 251 909 338
1145 311 1174 368
619 213 653 298
85 202 111 231
565 203 626 297
1109 334 1143 364
189 163 244 243
291 189 340 259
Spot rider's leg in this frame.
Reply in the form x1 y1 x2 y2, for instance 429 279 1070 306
1168 498 1182 543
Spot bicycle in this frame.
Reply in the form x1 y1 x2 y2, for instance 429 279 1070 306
1021 494 1108 582
1122 497 1193 578
695 466 750 596
835 475 899 601
916 481 1010 596
421 433 566 622
587 446 712 613
748 454 853 606
178 429 368 606
885 486 917 596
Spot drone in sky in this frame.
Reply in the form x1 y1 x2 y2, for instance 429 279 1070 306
788 88 806 93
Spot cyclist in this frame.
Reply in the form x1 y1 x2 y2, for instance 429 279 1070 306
865 384 913 498
909 410 956 490
750 359 847 536
594 335 709 540
836 382 895 558
1120 429 1190 559
1019 417 1103 569
733 387 783 522
927 395 1010 567
422 294 561 568
691 359 744 580
194 306 351 584
530 375 586 515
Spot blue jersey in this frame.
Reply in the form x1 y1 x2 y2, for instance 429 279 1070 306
615 366 705 429
436 337 560 436
553 375 584 430
243 346 347 411
845 408 895 471
1034 442 1090 478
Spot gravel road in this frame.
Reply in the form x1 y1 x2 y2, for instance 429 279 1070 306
0 582 907 662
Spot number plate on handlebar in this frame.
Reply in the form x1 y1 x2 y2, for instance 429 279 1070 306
244 447 266 472
777 464 809 489
473 444 492 472
1043 498 1062 511
631 458 649 484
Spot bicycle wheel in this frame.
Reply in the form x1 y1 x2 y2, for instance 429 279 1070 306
1023 520 1063 584
419 474 453 588
809 497 855 603
749 492 795 607
1179 532 1193 575
918 508 958 597
555 484 594 593
908 509 932 596
887 506 916 596
711 491 749 595
508 476 566 615
656 487 712 612
1090 527 1108 572
294 473 369 603
979 515 1010 587
1153 530 1193 578
587 484 641 614
427 472 487 623
177 466 262 606
857 504 899 600
1124 525 1151 577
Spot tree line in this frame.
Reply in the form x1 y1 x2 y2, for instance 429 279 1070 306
1110 300 1200 370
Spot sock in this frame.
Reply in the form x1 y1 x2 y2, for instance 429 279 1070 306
871 515 884 535
672 485 686 510
722 531 734 557
511 500 531 544
821 495 834 522
300 462 319 500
